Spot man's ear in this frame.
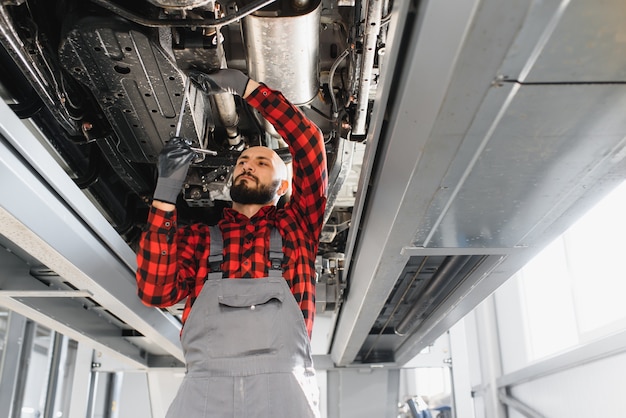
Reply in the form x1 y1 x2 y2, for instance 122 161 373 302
277 179 289 196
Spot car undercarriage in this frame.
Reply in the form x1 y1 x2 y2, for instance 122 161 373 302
0 0 384 242
0 0 388 314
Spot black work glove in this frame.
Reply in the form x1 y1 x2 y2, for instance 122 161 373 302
153 137 195 204
188 69 250 96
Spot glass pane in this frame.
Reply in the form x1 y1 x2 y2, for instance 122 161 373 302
0 308 8 363
564 181 626 337
20 325 53 417
516 180 626 360
519 237 579 360
52 338 79 418
399 367 452 417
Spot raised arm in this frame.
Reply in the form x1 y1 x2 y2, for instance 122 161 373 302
189 69 328 237
245 82 328 239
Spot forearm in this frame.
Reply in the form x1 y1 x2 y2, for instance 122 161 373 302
152 199 175 212
243 79 260 99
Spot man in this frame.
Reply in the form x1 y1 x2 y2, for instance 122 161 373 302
135 68 327 417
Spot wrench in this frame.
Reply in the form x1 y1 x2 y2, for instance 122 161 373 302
175 76 217 157
174 76 190 138
190 146 218 156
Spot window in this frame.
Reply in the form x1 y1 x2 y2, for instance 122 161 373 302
516 181 626 361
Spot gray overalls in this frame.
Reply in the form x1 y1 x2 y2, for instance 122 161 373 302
165 227 320 417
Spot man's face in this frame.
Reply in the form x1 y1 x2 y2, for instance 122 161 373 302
230 147 286 205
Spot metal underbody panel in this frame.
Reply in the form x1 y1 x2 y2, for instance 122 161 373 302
59 16 196 163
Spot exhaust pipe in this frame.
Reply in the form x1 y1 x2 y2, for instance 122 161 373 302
243 0 321 106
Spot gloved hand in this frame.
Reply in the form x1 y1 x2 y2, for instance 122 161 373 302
188 68 250 97
153 137 195 204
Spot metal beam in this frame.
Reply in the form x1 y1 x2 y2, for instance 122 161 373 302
0 98 183 365
497 328 626 389
0 240 156 368
0 311 28 418
332 0 483 366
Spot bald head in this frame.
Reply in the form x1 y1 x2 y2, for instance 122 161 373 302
238 146 288 181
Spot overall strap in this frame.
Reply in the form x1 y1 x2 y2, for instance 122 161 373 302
268 227 284 278
206 225 284 280
207 225 224 280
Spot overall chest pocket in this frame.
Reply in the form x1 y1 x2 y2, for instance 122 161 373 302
206 279 286 359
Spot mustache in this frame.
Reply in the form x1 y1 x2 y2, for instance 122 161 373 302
235 171 258 182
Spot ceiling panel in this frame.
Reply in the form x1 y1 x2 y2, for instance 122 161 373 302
416 83 626 249
501 0 626 82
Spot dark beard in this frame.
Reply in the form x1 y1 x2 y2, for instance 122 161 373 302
230 178 281 205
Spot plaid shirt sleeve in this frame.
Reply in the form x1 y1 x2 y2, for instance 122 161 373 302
135 207 209 319
246 85 328 337
246 85 328 238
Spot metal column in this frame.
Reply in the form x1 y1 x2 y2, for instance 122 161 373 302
474 297 506 418
0 312 28 418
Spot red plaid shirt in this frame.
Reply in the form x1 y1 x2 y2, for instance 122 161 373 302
135 84 327 337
